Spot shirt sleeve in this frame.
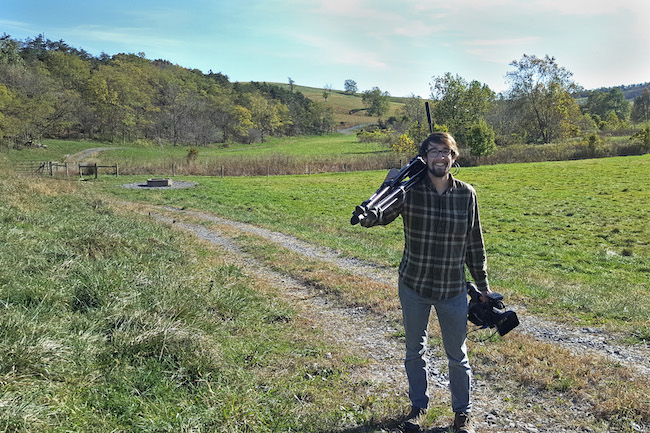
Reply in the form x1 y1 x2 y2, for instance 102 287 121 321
466 191 490 291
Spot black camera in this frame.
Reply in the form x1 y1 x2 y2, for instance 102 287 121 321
467 282 519 336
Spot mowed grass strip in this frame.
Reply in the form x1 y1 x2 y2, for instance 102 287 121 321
0 176 403 432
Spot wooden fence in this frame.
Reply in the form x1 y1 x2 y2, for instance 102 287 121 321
15 161 119 178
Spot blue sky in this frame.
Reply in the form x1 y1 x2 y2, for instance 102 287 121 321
2 0 649 97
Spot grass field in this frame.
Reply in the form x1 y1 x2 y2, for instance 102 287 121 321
95 155 650 333
0 175 395 432
2 138 649 431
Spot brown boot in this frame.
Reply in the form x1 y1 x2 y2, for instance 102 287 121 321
402 406 426 431
454 412 475 433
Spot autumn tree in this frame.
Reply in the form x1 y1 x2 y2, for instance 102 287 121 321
505 54 582 143
248 92 291 141
0 34 333 145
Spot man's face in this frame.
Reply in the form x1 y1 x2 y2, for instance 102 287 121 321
424 142 456 178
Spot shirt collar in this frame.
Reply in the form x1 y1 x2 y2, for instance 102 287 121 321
424 174 457 195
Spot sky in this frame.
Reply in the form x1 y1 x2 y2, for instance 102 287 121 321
2 0 649 98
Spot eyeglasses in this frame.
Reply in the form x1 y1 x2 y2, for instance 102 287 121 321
426 149 453 158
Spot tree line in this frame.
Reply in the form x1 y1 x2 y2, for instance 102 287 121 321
1 35 648 156
0 34 335 147
355 54 650 157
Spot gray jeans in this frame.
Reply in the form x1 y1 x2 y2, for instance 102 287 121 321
398 279 472 413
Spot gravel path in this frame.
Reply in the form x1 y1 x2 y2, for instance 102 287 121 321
138 204 648 432
64 147 116 163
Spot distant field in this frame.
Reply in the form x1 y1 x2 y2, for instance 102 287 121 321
270 82 407 127
1 135 388 163
0 135 406 177
96 154 650 331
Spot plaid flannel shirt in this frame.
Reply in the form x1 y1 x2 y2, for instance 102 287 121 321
363 175 489 300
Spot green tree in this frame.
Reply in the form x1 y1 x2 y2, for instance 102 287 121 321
362 87 390 117
631 88 650 124
602 111 621 130
430 73 495 144
0 35 23 65
630 125 650 149
323 83 332 100
604 88 631 121
466 119 496 157
505 54 581 143
401 94 427 125
307 101 334 134
585 88 631 122
344 79 357 94
0 83 13 141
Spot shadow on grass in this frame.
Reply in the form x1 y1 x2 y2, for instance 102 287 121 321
315 418 452 433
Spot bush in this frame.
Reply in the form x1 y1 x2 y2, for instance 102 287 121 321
392 134 416 153
630 125 650 149
356 128 395 145
186 147 199 162
466 119 496 157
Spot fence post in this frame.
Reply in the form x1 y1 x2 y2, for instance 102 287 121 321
172 164 176 176
94 163 98 179
221 165 224 178
115 164 119 177
49 161 53 176
65 162 69 176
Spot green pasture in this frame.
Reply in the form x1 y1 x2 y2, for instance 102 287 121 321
97 154 650 328
101 134 389 162
0 134 390 168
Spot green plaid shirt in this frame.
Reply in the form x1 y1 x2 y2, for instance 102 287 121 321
363 175 489 300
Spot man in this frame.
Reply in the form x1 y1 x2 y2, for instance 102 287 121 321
360 132 491 433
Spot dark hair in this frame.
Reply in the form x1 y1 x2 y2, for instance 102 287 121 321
418 132 459 158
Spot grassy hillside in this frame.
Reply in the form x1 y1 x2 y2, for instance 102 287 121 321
270 82 407 128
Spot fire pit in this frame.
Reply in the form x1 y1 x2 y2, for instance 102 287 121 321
147 178 173 187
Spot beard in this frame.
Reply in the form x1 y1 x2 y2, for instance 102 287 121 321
428 164 450 178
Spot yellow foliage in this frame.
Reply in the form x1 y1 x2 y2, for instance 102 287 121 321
392 133 416 153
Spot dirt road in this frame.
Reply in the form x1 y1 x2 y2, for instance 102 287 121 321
132 203 648 432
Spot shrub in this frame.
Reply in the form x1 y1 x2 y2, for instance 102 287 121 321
356 128 395 145
392 134 416 153
466 119 496 157
630 125 650 149
186 147 199 162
